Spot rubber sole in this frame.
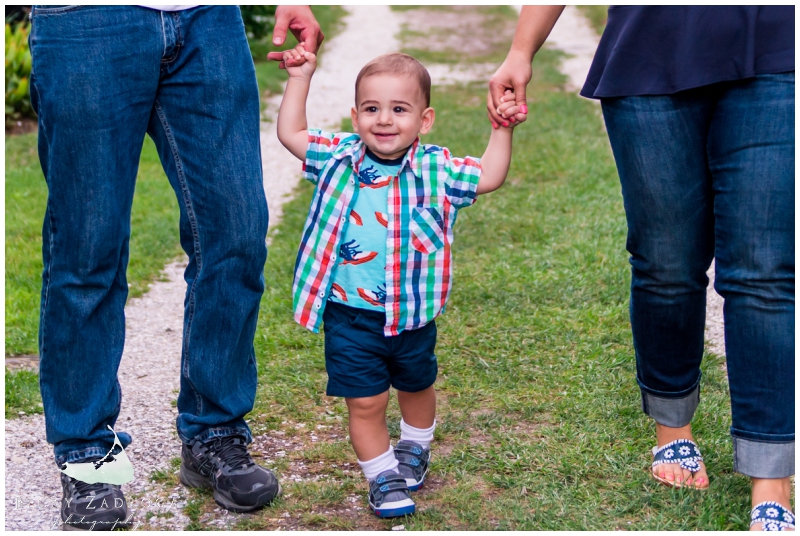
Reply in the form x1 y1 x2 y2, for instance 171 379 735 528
179 464 281 513
371 501 416 518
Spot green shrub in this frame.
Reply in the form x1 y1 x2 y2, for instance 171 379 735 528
240 5 276 40
5 18 34 125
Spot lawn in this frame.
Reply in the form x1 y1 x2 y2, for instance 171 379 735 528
180 18 748 533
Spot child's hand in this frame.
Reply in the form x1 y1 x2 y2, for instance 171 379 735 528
489 90 527 129
271 44 317 80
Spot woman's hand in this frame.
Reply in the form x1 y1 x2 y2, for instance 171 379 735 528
487 50 532 128
486 6 565 129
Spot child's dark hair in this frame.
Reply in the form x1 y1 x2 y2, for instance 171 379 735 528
355 53 431 107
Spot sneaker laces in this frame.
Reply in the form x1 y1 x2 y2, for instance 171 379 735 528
210 436 255 471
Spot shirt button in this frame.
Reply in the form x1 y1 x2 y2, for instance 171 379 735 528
319 290 325 297
315 302 321 309
350 178 355 185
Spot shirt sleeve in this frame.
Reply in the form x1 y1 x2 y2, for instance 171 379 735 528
302 128 339 185
442 147 482 209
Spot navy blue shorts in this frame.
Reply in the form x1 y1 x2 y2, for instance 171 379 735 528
322 301 438 398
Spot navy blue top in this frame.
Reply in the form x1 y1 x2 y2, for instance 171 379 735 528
580 6 795 99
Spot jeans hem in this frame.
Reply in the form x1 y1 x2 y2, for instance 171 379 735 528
54 445 110 469
183 426 252 446
732 436 795 478
639 376 701 428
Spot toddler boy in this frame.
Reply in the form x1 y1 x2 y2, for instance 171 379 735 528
274 46 521 517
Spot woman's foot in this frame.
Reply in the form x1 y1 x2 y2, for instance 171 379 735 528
750 477 794 531
652 423 709 489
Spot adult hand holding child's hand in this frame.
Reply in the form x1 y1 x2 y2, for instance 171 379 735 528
277 45 317 79
492 89 527 130
266 5 324 69
487 51 531 129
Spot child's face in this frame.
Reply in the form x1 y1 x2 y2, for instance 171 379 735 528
351 74 435 160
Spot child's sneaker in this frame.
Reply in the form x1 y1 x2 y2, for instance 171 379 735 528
394 440 430 491
368 470 415 518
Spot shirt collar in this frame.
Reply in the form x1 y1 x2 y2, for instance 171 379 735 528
332 135 422 179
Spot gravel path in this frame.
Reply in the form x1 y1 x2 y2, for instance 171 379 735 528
5 6 726 531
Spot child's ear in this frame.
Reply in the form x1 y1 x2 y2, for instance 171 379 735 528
419 107 435 135
350 107 359 131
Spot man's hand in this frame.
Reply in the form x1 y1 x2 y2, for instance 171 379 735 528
487 50 531 129
266 6 324 69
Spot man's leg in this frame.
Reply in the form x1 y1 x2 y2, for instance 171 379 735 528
601 91 717 487
144 6 276 511
146 4 267 447
31 4 162 468
30 5 164 528
708 72 794 525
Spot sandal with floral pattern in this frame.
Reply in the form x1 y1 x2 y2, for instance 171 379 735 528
651 438 705 489
750 501 795 531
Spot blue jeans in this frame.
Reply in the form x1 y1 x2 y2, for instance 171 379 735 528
29 5 268 467
602 73 795 478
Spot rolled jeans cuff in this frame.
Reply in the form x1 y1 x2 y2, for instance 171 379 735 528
732 435 795 479
638 375 700 428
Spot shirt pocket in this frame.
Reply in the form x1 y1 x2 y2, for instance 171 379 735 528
410 207 446 255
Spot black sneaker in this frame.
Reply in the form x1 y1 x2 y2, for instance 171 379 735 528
60 471 131 531
394 440 430 491
179 434 280 513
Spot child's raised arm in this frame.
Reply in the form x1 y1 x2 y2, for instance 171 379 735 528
477 91 524 194
273 45 317 161
477 127 514 195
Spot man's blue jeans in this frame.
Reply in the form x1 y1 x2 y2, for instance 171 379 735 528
602 73 794 478
29 5 268 467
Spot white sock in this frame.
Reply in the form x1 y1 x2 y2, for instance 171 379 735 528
400 419 436 450
358 446 399 481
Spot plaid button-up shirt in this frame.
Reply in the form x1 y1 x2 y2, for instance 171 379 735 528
294 129 482 336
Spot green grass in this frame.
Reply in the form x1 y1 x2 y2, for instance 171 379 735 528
233 39 753 535
576 5 608 35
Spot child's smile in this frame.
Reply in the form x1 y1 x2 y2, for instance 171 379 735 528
351 74 435 160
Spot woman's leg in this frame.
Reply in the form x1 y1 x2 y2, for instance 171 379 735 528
602 90 717 487
707 72 794 526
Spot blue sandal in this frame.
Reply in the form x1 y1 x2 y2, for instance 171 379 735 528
751 501 795 531
651 439 705 488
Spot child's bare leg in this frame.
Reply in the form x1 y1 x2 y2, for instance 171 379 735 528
346 392 390 461
397 386 436 429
